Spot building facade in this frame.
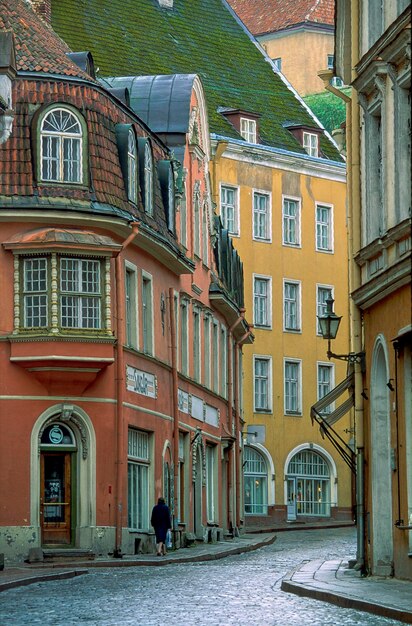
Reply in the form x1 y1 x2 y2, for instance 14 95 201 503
335 0 411 578
47 0 352 531
0 0 251 563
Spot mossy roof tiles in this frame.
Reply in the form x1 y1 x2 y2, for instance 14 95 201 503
50 0 341 161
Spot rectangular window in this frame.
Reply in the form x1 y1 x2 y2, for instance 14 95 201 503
317 363 334 414
213 321 219 394
316 204 333 252
206 445 216 522
220 326 227 398
283 197 300 246
194 184 200 257
203 315 211 388
254 356 271 412
253 275 271 328
303 132 318 157
60 258 101 329
220 185 239 235
284 360 301 415
193 308 201 382
128 429 150 531
327 54 334 70
23 258 48 327
253 191 271 241
202 205 209 266
273 57 282 71
142 273 153 355
240 117 257 143
180 299 189 376
284 281 301 331
317 285 333 334
180 183 187 248
125 265 138 348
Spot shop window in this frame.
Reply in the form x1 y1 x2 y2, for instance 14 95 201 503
244 447 268 514
128 429 150 530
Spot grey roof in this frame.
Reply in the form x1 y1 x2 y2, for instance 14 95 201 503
103 74 197 135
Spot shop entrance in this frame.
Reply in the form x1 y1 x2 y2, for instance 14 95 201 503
40 452 72 546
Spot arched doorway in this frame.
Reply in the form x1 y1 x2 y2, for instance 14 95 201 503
192 437 204 538
371 338 393 575
244 446 268 515
286 448 331 520
31 405 96 550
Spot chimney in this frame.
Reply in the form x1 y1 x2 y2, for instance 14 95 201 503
29 0 52 24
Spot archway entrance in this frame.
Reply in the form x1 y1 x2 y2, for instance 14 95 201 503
40 423 77 547
286 449 331 520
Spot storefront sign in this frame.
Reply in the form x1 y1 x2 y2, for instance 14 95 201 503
126 365 157 398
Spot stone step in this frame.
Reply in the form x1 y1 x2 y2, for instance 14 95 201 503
39 548 95 563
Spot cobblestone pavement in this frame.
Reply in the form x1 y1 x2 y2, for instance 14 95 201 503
0 527 403 625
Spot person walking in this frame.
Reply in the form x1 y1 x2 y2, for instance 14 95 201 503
151 497 172 556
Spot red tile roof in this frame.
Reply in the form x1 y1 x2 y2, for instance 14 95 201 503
0 0 93 80
227 0 335 36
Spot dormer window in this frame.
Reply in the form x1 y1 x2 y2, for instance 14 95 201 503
303 132 319 157
219 108 260 144
139 138 154 216
127 130 137 204
158 160 175 232
240 117 257 143
40 107 83 183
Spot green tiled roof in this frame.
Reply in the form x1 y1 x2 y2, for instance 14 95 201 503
51 0 342 161
304 89 350 135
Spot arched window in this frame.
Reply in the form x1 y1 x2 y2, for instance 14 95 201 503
244 446 268 514
40 108 83 183
287 449 330 516
127 130 137 204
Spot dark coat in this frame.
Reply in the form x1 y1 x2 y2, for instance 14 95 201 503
151 502 171 543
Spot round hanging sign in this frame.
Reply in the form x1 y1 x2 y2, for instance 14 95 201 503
49 425 64 444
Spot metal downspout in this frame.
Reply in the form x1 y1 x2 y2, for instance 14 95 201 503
114 223 139 557
169 287 180 532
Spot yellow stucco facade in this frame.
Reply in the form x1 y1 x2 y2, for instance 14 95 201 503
211 141 353 526
260 29 335 96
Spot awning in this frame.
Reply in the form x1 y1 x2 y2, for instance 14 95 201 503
310 370 356 474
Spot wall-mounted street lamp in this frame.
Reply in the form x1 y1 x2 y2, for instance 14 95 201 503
318 298 365 367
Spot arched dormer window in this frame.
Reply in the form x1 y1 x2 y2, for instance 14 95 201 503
138 137 153 216
40 107 83 183
127 130 137 204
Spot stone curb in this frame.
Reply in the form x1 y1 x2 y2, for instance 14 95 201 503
0 569 87 593
281 573 412 624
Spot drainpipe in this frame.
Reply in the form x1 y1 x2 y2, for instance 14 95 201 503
114 222 139 558
169 287 180 532
234 328 253 528
319 2 365 570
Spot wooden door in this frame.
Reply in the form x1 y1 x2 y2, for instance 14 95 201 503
40 452 72 545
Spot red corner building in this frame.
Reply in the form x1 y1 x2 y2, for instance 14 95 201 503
0 0 252 563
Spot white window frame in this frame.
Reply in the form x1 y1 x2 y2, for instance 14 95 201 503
253 190 271 242
220 325 227 398
193 182 201 257
317 362 335 414
127 429 150 531
303 131 319 157
180 298 189 376
60 258 101 329
206 444 217 523
253 355 272 413
23 257 48 328
193 306 201 382
220 184 240 236
212 320 219 394
273 57 282 71
240 117 257 143
203 313 211 389
40 107 83 184
327 54 334 70
253 274 272 329
125 261 138 349
316 284 334 335
284 358 302 415
282 195 301 247
144 141 153 216
141 270 154 355
283 279 301 333
127 129 137 204
315 202 334 253
180 179 188 248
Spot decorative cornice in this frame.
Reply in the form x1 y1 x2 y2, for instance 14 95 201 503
352 256 411 310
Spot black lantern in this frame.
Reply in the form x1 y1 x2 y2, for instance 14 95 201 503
318 297 342 340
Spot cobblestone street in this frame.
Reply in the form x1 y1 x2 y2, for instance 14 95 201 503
0 528 403 625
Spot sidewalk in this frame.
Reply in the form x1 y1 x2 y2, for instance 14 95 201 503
281 558 412 624
1 531 411 624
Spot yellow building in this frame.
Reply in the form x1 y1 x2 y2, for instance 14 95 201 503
228 0 341 96
211 138 353 526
